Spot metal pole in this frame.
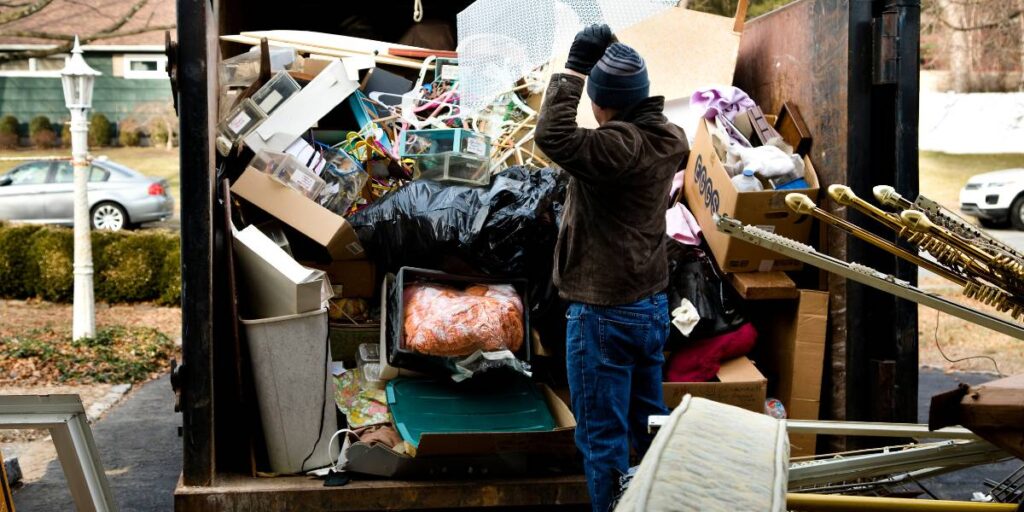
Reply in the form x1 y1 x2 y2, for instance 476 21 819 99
71 106 95 341
787 493 1017 511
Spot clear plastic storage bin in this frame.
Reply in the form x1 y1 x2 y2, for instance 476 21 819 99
216 99 266 156
412 153 490 186
250 71 301 116
399 129 491 186
250 151 327 200
399 128 489 158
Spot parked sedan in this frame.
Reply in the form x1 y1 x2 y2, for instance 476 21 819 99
959 168 1024 230
0 158 174 231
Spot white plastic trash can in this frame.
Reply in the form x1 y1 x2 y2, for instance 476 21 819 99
242 308 339 474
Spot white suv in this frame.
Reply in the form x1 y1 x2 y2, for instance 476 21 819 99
959 168 1024 230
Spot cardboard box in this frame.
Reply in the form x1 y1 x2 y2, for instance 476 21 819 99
232 167 364 260
302 259 377 298
663 356 767 413
343 385 577 478
231 224 328 318
750 290 829 457
576 2 746 133
682 118 820 273
729 271 799 300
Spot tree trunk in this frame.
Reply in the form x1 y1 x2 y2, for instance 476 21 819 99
943 0 971 92
165 117 174 151
1019 0 1024 90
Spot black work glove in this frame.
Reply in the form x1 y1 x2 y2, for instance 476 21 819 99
565 24 618 75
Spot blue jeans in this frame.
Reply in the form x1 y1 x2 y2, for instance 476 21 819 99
566 293 671 512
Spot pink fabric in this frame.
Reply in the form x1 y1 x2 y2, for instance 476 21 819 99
664 322 758 382
670 170 686 199
690 86 756 122
665 203 702 246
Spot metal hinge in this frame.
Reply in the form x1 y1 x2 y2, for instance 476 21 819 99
872 8 902 85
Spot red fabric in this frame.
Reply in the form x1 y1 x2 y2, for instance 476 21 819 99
664 322 757 382
403 283 524 356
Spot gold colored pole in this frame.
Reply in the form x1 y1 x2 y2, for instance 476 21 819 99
787 493 1019 511
829 184 906 232
785 194 968 287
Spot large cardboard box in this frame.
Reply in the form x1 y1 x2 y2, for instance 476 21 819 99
682 118 820 273
343 385 577 478
575 1 747 135
232 167 364 261
750 290 829 457
302 259 377 298
663 356 767 413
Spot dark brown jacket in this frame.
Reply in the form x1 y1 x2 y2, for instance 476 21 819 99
535 73 689 306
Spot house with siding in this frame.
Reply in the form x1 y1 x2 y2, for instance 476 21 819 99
0 0 175 139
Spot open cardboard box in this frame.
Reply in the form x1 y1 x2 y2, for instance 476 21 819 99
343 384 577 478
749 290 829 457
682 118 820 273
663 356 767 413
231 167 364 261
574 0 748 137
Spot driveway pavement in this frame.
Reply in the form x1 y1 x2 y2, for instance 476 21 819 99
12 375 179 511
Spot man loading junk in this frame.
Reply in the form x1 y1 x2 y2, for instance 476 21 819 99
535 24 691 512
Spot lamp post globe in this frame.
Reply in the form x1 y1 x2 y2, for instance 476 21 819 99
60 36 101 341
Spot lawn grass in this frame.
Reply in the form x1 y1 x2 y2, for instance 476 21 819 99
919 151 1024 210
0 146 180 210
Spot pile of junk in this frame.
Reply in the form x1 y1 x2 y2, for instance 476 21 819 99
207 0 1024 509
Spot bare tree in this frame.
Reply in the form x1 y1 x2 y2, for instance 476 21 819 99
1019 0 1024 89
0 0 175 64
926 0 1024 92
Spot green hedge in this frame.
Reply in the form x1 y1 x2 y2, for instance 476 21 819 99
0 224 180 305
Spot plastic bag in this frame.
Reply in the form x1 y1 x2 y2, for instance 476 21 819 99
349 166 567 312
404 283 524 356
665 241 747 346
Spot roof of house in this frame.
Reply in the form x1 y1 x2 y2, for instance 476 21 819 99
0 0 175 48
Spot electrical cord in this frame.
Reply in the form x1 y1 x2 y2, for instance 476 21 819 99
933 309 1003 377
299 315 331 473
413 0 423 22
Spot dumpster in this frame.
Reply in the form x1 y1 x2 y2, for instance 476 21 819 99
171 0 920 509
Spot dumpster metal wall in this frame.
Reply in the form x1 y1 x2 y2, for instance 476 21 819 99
735 0 921 442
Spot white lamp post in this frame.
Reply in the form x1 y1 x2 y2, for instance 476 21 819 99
61 36 101 341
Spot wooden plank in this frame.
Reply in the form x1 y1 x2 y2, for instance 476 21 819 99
174 473 589 511
956 374 1024 428
220 34 424 70
728 271 798 300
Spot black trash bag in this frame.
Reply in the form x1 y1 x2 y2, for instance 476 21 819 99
349 166 568 315
665 240 746 347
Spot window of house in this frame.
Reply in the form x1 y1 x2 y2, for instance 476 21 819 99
123 54 167 79
0 55 69 77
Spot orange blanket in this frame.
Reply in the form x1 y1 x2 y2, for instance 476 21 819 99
403 283 524 357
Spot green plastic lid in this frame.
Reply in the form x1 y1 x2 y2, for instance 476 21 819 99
386 376 556 448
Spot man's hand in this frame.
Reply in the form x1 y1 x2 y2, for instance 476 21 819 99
565 24 618 76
